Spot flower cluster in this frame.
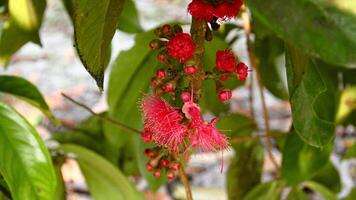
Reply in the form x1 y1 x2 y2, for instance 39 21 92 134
215 49 249 101
188 0 243 21
142 20 249 178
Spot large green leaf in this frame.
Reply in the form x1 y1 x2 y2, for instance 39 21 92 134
246 0 356 68
243 181 285 200
281 132 333 186
105 31 154 148
311 162 341 193
105 31 164 188
0 0 45 65
286 187 309 200
286 46 337 147
215 113 256 138
0 102 57 200
253 23 288 100
0 75 56 123
117 0 142 33
74 0 125 89
59 144 143 200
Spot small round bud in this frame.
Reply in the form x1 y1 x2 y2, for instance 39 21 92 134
161 24 171 34
153 170 161 178
219 75 228 81
180 92 191 103
149 39 163 50
157 52 168 63
144 149 155 158
184 65 197 75
218 89 232 102
163 83 175 93
236 62 248 81
146 162 154 171
156 69 166 79
171 162 180 171
141 130 153 142
161 159 170 167
150 77 159 87
166 170 176 180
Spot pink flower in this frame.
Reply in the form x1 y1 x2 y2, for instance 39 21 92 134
216 49 237 73
182 101 229 152
141 95 187 151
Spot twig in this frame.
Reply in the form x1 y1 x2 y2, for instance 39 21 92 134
61 93 141 135
178 166 193 200
241 8 280 171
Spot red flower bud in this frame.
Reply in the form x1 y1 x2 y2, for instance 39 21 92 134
161 24 171 34
163 83 175 93
184 65 197 75
146 162 154 171
141 130 153 142
157 52 168 63
180 92 191 103
236 62 248 81
171 162 180 171
150 77 159 87
218 89 232 102
161 159 170 167
156 69 166 79
144 149 155 158
219 75 228 81
153 170 161 178
166 170 176 180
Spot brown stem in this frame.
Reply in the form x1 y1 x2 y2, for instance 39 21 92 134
178 166 193 200
189 18 207 102
61 93 141 135
241 9 280 171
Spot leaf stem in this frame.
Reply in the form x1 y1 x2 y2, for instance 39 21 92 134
61 93 141 135
241 9 280 172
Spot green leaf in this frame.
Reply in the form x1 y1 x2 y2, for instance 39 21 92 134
243 181 285 200
105 31 155 149
281 132 332 185
0 0 45 65
59 144 143 200
0 102 57 200
73 0 125 89
303 181 336 200
134 136 166 191
117 0 142 33
311 162 341 193
253 26 288 100
245 0 356 68
227 141 264 200
215 113 256 138
286 46 337 147
0 75 57 123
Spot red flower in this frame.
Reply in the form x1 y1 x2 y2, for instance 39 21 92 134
218 89 232 102
216 49 237 72
236 62 248 80
188 0 243 21
188 0 215 21
141 95 187 152
216 0 243 19
167 33 195 62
